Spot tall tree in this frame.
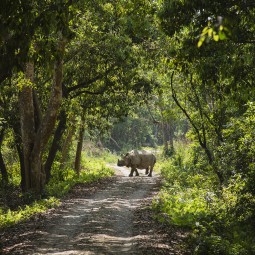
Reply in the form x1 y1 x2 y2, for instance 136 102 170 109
14 0 74 193
156 0 255 183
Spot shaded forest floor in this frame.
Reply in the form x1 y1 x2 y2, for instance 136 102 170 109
0 166 190 254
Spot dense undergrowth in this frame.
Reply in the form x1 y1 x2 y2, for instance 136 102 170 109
0 149 116 229
154 142 255 255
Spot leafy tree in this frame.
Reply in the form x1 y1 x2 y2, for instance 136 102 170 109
156 0 255 184
154 1 255 253
0 0 162 194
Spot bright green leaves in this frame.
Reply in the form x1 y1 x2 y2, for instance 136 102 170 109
0 197 60 229
14 71 34 91
197 24 230 48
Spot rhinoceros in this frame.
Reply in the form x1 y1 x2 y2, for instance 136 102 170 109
117 150 156 177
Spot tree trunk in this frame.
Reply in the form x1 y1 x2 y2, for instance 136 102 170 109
17 143 26 191
19 61 36 191
60 122 76 171
168 122 174 155
19 39 65 194
44 110 67 183
74 114 85 177
161 121 169 155
12 123 26 191
170 71 223 184
0 151 8 184
30 40 64 193
0 130 8 184
158 91 174 157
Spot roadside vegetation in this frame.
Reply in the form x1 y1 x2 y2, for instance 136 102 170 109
0 145 115 229
154 140 255 255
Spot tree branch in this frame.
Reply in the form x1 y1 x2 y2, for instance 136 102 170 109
145 99 160 124
66 65 117 94
70 84 109 99
170 71 205 147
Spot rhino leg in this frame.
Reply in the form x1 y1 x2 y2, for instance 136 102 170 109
129 168 135 177
145 167 149 175
129 167 139 177
148 166 153 177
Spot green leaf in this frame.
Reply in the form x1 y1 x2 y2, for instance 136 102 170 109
219 31 227 40
197 36 205 48
213 34 219 41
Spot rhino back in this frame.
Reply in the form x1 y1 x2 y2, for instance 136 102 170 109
129 151 156 169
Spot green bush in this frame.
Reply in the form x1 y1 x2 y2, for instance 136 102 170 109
154 141 255 255
0 197 60 229
46 157 114 197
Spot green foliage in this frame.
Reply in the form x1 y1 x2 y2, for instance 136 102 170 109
155 142 216 227
197 24 230 47
82 140 119 163
154 141 255 254
0 197 60 229
105 113 158 152
46 156 114 197
218 102 255 190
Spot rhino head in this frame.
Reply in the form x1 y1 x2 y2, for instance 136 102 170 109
117 158 125 167
117 153 130 167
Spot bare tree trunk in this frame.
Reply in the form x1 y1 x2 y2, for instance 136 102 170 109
74 113 85 177
30 40 64 192
168 122 175 155
109 136 121 151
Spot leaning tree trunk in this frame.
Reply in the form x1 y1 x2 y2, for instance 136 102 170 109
44 110 67 183
74 113 85 177
19 40 65 194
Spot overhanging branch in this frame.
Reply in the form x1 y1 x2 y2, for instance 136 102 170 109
170 71 204 146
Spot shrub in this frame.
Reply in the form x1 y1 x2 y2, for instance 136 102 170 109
0 197 60 229
46 157 114 197
154 141 255 255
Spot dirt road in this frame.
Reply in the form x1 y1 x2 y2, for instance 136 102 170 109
0 166 189 255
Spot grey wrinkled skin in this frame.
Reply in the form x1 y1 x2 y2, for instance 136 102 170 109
117 150 156 177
